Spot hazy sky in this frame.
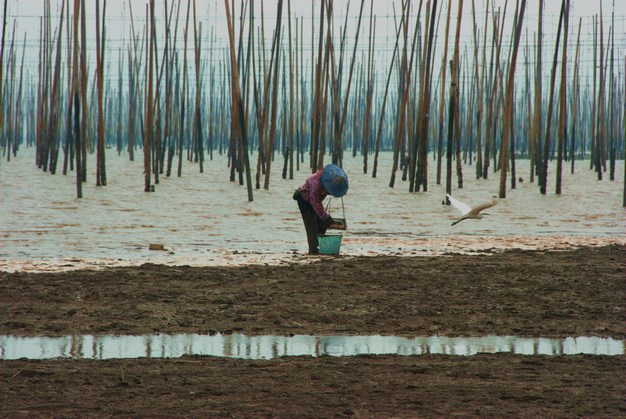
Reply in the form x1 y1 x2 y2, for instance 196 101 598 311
3 0 625 87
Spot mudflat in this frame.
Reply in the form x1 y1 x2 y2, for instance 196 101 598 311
1 245 623 416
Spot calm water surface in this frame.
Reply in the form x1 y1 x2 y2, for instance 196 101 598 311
1 333 622 360
1 149 623 272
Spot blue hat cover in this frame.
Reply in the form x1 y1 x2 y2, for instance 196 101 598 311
321 164 349 197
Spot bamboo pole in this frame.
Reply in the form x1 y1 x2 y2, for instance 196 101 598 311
251 18 264 188
281 58 289 179
152 23 162 182
3 22 12 159
568 19 581 174
80 0 87 181
295 16 300 172
95 0 106 186
127 48 136 160
236 4 249 183
227 1 240 182
452 0 463 190
482 7 497 180
263 0 284 189
524 28 530 160
539 0 565 195
254 2 280 187
316 20 330 171
311 0 325 172
62 0 72 173
498 0 526 199
287 0 294 179
178 0 190 177
406 2 423 186
362 0 374 174
87 67 97 156
326 8 342 164
492 10 509 172
192 0 204 173
116 48 123 156
620 56 626 208
37 7 46 166
44 9 51 164
463 46 475 166
224 0 253 201
12 32 25 160
492 2 508 174
72 0 82 197
595 4 605 180
0 0 7 136
488 3 507 178
328 1 347 168
238 4 247 171
590 15 597 171
530 0 542 183
414 0 440 192
184 10 191 164
353 62 362 158
445 0 462 200
390 0 410 188
436 0 452 185
334 0 366 167
35 15 43 167
144 0 155 192
608 11 615 181
164 0 177 174
475 1 489 179
207 28 215 163
127 1 141 163
153 11 167 173
4 20 15 160
41 6 52 170
372 1 407 178
48 0 66 174
398 0 426 192
555 0 569 195
299 16 305 167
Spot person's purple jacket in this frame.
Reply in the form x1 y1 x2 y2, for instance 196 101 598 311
299 169 330 220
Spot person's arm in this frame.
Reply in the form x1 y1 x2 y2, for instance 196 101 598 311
309 190 330 220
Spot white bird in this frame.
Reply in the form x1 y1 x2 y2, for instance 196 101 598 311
446 194 497 226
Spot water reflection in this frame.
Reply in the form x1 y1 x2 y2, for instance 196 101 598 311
0 334 622 360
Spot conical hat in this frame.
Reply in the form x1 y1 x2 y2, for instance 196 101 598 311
321 164 349 197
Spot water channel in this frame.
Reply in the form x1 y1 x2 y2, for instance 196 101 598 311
1 334 622 360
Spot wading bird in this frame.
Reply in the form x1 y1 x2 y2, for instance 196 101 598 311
446 194 497 226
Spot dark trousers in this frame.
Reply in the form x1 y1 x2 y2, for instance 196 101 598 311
295 191 327 254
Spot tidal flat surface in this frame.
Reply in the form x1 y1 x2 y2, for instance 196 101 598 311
1 149 623 272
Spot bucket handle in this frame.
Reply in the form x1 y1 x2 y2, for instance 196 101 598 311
325 197 346 220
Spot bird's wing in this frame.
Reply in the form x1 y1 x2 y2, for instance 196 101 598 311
472 199 498 214
446 194 472 215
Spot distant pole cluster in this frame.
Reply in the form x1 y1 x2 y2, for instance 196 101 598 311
0 0 623 203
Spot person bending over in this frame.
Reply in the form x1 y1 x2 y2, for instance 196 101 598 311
293 164 348 254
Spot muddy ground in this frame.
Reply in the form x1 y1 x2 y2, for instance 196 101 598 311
1 245 624 416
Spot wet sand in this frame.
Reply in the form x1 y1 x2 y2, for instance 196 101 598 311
1 245 624 416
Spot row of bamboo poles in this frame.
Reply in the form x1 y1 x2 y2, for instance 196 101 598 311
0 0 624 203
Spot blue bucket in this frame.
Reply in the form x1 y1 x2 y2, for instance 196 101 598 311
318 234 342 255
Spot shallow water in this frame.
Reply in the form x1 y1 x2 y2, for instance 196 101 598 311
0 333 621 360
1 149 624 272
